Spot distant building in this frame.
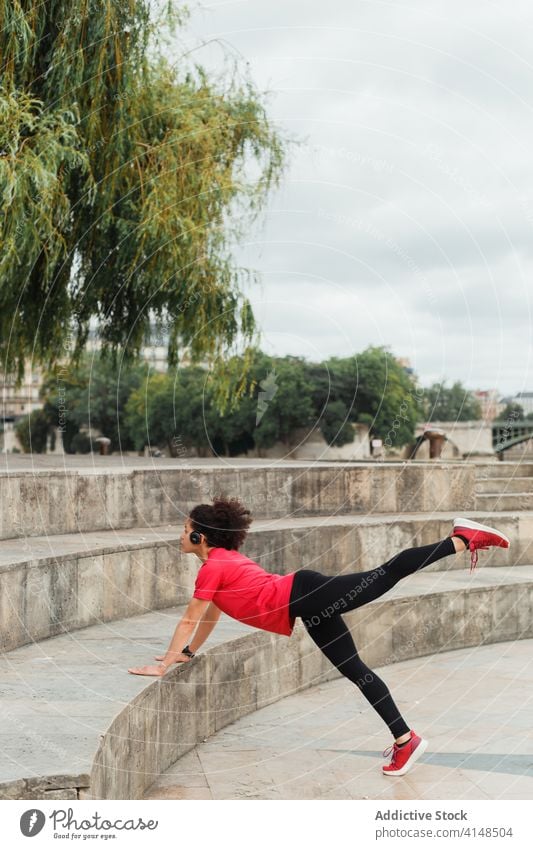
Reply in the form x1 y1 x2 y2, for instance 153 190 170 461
473 389 505 421
1 363 46 452
85 323 195 373
85 326 169 373
509 392 533 416
1 325 180 451
1 362 44 421
397 356 417 381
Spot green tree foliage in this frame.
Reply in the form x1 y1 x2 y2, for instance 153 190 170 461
495 402 525 422
41 353 147 452
125 350 315 456
252 354 314 448
350 347 421 447
0 1 287 395
422 381 482 422
70 432 93 454
15 409 51 453
124 347 421 454
29 345 422 455
318 400 355 447
125 365 216 456
305 347 421 448
301 360 355 447
206 350 314 454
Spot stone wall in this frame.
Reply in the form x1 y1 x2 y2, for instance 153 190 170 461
89 574 533 799
0 462 478 541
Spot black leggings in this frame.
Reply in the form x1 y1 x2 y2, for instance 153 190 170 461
288 537 456 738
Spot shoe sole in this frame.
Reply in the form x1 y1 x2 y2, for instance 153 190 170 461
382 737 428 777
453 517 510 547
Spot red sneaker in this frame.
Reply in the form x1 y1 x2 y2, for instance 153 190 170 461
453 517 510 572
382 730 428 777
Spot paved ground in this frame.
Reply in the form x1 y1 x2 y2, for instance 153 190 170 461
144 640 533 800
0 605 248 785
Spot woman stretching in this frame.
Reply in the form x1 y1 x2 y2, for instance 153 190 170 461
128 496 510 777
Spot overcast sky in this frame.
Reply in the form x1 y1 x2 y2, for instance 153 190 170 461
169 0 533 395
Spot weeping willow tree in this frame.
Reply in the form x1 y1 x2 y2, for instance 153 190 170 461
0 0 287 406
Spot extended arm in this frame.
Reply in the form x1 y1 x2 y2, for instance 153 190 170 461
153 601 221 662
189 602 222 653
162 598 221 662
128 597 214 676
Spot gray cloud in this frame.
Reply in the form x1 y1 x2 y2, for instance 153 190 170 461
171 0 533 393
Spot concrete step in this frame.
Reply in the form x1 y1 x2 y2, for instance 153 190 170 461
474 476 533 494
0 460 485 540
144 639 533 800
2 512 532 654
0 525 191 654
475 461 533 478
503 448 533 462
1 564 532 800
475 493 533 511
0 604 249 800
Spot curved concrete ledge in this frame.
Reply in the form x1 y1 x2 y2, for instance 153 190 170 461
0 462 481 540
0 607 332 801
2 511 532 654
1 565 531 800
88 564 533 798
2 511 533 654
143 640 533 800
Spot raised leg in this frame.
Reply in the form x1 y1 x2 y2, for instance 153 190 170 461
289 537 459 621
302 612 411 739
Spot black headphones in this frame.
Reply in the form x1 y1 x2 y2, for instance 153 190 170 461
189 530 203 545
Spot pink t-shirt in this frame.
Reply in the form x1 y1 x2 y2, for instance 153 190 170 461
193 547 296 636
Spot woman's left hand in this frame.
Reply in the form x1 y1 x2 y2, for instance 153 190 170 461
128 664 167 676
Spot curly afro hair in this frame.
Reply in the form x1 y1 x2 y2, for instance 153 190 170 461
189 495 252 550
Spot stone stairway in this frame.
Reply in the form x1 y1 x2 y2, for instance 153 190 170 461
143 640 533 800
1 459 532 799
474 466 533 511
2 561 531 800
2 511 530 657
